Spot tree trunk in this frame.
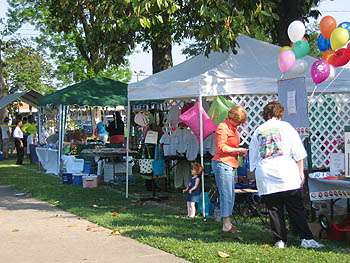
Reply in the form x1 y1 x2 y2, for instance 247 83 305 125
0 40 7 122
151 33 173 74
273 0 305 46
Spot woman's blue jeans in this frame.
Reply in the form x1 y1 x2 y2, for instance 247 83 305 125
212 160 236 218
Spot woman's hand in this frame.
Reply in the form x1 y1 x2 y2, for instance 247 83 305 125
237 148 248 156
182 189 188 193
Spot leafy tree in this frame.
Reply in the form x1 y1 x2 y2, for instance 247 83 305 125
7 0 133 83
3 39 54 94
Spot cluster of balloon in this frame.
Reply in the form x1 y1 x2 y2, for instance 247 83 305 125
312 16 350 84
278 21 310 76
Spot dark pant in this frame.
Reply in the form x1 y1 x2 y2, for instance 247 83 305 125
14 138 24 165
262 189 313 242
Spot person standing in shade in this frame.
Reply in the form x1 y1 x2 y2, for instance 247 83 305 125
249 101 323 249
13 120 24 165
0 117 11 159
211 105 248 233
106 112 124 144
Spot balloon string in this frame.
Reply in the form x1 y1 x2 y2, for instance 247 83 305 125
310 67 346 104
310 85 318 99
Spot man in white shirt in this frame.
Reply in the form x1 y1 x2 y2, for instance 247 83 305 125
249 101 323 249
13 119 24 165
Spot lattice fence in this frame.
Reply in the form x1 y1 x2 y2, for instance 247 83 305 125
232 93 350 169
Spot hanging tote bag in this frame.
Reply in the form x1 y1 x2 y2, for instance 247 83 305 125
139 145 154 174
152 144 165 177
208 96 236 124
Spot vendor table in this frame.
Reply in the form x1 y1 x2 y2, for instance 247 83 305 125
80 148 136 184
308 175 350 220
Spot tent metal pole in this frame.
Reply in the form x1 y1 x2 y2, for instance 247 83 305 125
58 104 63 175
199 95 206 218
37 107 42 144
125 101 131 198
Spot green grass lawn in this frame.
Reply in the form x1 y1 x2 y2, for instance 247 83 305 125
0 159 349 263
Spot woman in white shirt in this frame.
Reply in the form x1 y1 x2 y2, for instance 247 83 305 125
13 119 24 165
249 101 323 249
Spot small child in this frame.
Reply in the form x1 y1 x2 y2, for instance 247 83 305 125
183 163 203 218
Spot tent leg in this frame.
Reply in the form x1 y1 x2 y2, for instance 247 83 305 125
125 101 131 198
199 95 206 218
58 105 63 175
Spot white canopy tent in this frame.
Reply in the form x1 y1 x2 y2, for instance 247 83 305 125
129 35 350 101
126 35 350 215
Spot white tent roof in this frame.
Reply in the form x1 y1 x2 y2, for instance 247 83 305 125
128 35 350 101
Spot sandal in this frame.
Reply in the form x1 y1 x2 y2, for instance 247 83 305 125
222 225 241 233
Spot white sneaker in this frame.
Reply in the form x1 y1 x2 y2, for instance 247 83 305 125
300 239 324 249
274 240 286 248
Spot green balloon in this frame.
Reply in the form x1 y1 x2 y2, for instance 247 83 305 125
292 40 310 59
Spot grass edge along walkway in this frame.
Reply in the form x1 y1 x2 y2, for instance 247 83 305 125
0 160 349 263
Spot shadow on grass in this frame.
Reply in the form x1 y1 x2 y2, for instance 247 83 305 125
0 160 349 257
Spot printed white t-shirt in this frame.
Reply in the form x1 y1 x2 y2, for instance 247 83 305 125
249 118 307 196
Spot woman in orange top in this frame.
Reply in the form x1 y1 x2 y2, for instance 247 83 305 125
212 105 248 233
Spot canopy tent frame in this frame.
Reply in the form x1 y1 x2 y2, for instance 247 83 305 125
38 77 129 181
126 90 210 218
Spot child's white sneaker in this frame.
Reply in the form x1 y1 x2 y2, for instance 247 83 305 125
274 240 286 248
300 239 324 249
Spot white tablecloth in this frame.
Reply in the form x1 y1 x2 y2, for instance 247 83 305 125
36 147 85 175
36 147 59 175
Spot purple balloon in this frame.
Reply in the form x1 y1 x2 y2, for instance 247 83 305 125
310 59 330 84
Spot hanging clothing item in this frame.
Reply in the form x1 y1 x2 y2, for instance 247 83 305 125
186 132 199 161
204 134 216 156
160 133 177 156
166 105 180 129
173 128 190 154
174 160 191 188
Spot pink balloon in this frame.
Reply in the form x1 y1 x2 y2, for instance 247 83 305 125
278 50 296 73
310 59 330 84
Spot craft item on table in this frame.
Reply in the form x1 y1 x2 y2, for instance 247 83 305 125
134 112 150 127
179 101 217 142
174 160 191 188
208 96 236 124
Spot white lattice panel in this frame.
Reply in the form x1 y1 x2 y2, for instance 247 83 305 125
230 93 350 169
230 94 278 146
308 93 350 168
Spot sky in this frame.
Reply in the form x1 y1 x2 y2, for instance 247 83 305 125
0 0 349 83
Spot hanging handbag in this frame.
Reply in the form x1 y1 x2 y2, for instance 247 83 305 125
139 144 154 174
152 144 165 177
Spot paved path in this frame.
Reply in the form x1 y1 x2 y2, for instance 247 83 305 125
0 186 187 263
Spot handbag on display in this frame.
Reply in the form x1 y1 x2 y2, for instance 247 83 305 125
139 144 154 174
152 144 165 177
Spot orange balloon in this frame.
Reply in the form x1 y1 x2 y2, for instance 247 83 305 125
322 50 335 62
320 16 337 39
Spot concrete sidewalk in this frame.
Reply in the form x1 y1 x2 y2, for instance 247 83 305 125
0 186 187 263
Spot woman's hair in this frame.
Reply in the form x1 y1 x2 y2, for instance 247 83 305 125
192 163 203 175
15 119 22 126
262 101 284 121
228 105 247 124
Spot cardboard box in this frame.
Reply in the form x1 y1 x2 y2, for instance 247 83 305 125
83 175 98 188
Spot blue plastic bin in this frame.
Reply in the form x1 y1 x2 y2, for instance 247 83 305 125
83 161 92 174
72 174 83 186
62 173 73 184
